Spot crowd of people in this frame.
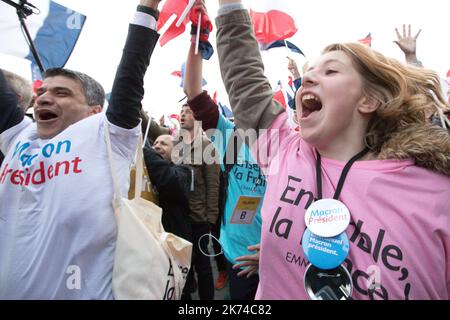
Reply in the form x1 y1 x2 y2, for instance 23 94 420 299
0 0 449 300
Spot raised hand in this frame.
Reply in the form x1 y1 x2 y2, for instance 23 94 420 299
287 56 301 79
394 24 422 66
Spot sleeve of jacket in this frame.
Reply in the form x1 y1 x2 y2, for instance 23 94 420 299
215 10 284 132
143 143 190 197
188 91 219 132
203 140 220 225
106 24 159 129
0 69 24 135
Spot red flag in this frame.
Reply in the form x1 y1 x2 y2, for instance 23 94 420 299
171 70 182 78
288 76 293 88
358 33 372 47
249 1 298 43
33 80 43 93
156 0 213 47
169 114 180 122
157 0 190 46
273 81 287 109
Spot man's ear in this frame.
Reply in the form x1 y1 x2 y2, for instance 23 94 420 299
358 95 379 114
89 105 102 115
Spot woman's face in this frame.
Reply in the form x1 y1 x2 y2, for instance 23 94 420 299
295 50 368 150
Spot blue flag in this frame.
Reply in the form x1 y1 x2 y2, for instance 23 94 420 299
0 0 86 80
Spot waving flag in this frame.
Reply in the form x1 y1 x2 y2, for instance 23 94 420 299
286 76 302 109
249 1 298 44
286 77 295 109
157 0 214 48
157 0 190 46
273 80 287 109
0 0 86 80
260 40 305 56
358 33 372 47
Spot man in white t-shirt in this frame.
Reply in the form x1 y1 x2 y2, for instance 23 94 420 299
0 0 163 299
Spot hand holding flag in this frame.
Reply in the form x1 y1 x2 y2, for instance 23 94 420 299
188 0 214 60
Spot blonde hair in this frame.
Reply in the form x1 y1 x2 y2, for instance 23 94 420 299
323 43 450 175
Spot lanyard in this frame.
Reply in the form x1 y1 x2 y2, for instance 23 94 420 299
315 148 369 201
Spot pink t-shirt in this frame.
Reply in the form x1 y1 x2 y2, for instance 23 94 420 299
254 113 450 300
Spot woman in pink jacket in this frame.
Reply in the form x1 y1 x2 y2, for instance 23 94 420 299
211 0 450 300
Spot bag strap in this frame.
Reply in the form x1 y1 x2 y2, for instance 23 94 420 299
134 135 144 200
105 121 145 201
105 122 123 221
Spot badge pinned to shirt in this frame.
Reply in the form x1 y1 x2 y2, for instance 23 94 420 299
304 199 350 238
301 229 350 270
230 196 261 225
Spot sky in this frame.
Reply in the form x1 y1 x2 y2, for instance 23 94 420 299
0 0 449 119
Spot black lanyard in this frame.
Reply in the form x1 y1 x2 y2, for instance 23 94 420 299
316 148 369 201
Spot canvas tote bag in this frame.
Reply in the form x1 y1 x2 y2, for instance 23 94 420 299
128 159 159 205
105 124 192 300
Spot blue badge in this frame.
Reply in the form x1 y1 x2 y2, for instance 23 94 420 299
301 229 350 270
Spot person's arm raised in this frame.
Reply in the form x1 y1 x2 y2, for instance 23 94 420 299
106 0 162 129
394 24 423 67
185 1 221 131
215 1 284 132
184 42 203 100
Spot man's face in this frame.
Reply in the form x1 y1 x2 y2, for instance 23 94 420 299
153 135 174 161
34 76 100 139
180 105 195 131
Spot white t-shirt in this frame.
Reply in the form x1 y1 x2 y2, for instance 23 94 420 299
0 114 140 299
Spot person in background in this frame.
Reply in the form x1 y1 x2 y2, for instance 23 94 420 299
143 135 192 242
393 24 449 129
176 101 220 300
184 0 265 300
2 70 33 112
0 70 33 167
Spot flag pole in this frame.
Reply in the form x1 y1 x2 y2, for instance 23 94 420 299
195 12 201 55
284 39 290 55
176 0 195 27
1 0 45 73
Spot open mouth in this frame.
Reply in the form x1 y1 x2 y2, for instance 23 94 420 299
301 94 322 119
36 110 59 122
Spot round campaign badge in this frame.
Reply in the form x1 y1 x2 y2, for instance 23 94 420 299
304 264 353 300
304 199 351 237
301 229 350 270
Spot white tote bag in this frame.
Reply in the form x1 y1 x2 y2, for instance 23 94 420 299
105 124 192 300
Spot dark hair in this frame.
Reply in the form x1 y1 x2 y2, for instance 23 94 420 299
44 68 105 107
